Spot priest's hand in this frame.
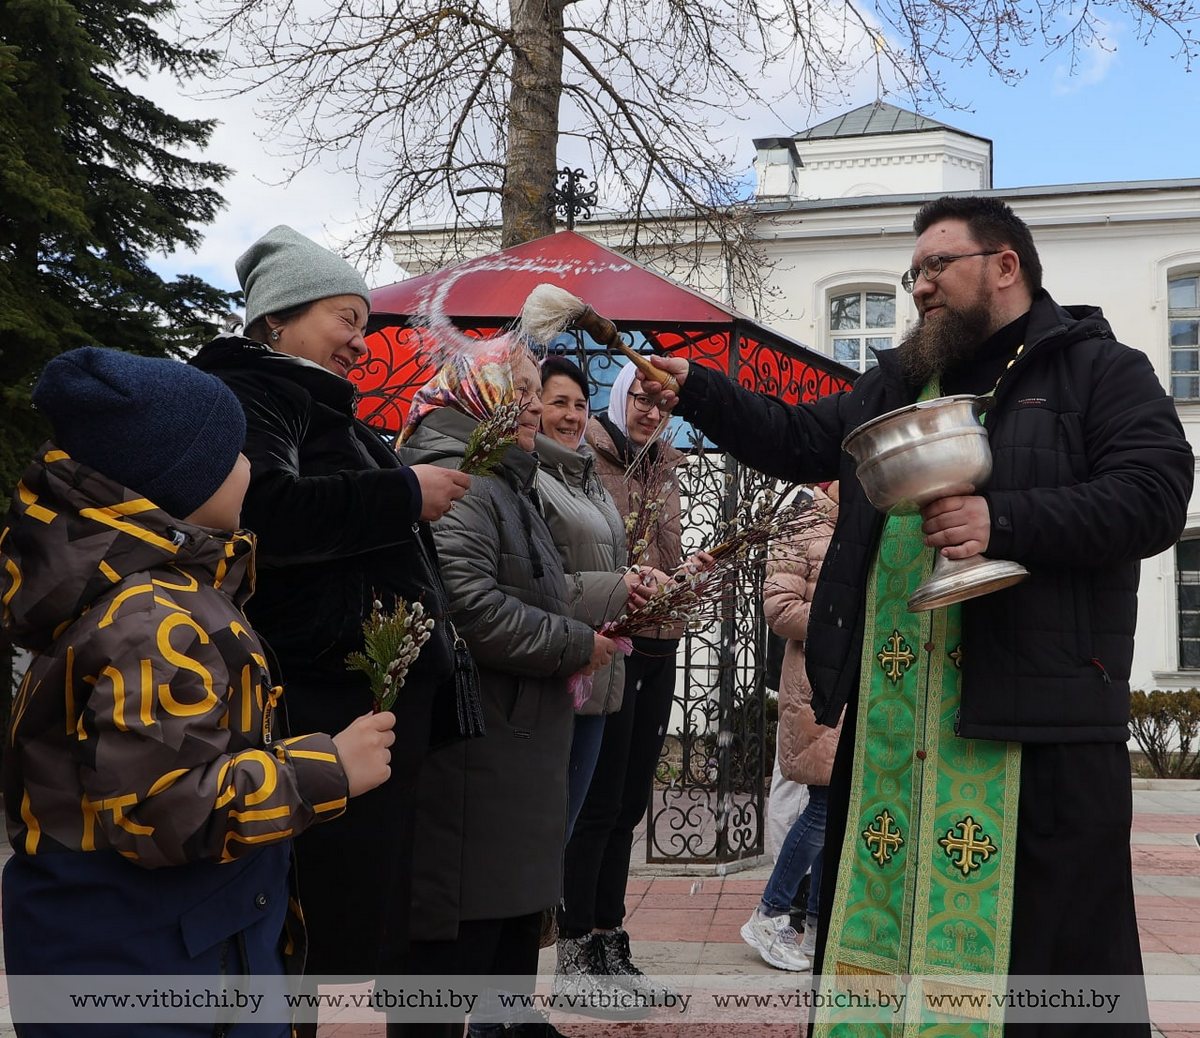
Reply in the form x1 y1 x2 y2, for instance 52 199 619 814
641 356 690 411
920 495 991 559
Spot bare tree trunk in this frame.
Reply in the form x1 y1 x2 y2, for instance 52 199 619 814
502 0 564 248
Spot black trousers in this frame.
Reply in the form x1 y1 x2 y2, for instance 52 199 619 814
559 637 679 936
812 691 1149 1037
285 674 433 977
390 912 543 1038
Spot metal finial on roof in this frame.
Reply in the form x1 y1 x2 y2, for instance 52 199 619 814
552 167 599 230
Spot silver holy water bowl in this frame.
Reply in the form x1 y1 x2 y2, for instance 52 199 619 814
842 394 1029 611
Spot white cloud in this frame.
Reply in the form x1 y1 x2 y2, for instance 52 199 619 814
1052 21 1121 95
143 70 410 296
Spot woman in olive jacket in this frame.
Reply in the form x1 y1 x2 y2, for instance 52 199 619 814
537 356 652 835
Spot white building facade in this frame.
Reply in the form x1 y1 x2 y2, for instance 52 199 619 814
743 102 1200 693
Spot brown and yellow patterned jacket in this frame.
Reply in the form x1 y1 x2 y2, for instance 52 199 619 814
1 446 349 867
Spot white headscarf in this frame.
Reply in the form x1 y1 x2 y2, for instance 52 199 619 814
606 360 640 437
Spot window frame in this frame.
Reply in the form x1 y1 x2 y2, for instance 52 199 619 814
1177 536 1200 671
825 284 898 374
1167 270 1200 401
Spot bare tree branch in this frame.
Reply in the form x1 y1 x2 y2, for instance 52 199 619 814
194 0 1200 297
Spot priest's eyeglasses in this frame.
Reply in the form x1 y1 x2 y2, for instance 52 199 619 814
901 251 1000 293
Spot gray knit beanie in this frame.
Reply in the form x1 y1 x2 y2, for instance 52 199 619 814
236 225 371 332
33 347 246 520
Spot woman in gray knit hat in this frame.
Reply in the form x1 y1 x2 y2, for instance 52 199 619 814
190 226 472 1035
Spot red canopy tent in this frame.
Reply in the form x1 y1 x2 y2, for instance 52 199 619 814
354 230 855 866
353 230 854 433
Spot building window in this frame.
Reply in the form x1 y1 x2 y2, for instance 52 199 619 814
1169 273 1200 400
830 289 896 373
1177 538 1200 669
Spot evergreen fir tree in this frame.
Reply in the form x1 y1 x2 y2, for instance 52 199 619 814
0 0 236 496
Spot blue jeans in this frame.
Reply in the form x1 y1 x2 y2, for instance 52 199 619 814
761 784 828 918
566 713 606 840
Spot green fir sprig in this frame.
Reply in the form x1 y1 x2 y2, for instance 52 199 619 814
460 400 525 475
346 598 436 712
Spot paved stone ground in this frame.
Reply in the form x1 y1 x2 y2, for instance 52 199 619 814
1 788 1196 1037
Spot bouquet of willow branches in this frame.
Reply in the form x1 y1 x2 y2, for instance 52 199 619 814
622 437 684 568
346 598 436 712
459 399 526 476
604 490 820 638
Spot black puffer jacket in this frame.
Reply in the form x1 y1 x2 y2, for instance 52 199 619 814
190 336 455 705
677 292 1193 743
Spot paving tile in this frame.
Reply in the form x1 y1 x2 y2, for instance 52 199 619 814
714 879 769 893
1138 901 1200 921
697 941 779 968
1145 918 1200 936
706 924 751 944
1132 832 1200 846
715 893 762 909
645 878 707 893
638 892 722 909
624 908 714 944
712 908 754 928
1133 847 1200 871
1132 818 1200 833
1136 877 1200 898
1142 952 1196 974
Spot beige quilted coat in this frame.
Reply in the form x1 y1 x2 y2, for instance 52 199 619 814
765 483 843 786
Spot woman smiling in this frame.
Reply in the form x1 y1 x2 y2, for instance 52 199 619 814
190 226 471 1033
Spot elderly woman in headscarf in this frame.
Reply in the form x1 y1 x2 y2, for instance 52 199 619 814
398 339 618 1038
554 359 696 997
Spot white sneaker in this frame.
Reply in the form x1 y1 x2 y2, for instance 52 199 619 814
740 907 812 972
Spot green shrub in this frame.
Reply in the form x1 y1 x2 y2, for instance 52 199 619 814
1128 689 1200 778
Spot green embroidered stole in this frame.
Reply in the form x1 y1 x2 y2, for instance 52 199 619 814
814 384 1022 1037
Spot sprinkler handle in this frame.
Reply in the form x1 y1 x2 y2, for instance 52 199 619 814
575 307 681 395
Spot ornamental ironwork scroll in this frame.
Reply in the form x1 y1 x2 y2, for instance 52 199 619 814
355 320 853 864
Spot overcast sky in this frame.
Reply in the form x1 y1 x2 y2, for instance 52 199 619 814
150 9 1200 300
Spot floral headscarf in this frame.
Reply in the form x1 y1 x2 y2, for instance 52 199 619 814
400 335 529 443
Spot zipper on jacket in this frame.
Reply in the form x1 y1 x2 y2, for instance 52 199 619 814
1089 658 1111 683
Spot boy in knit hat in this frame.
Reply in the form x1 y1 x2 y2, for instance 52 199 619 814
0 347 396 1037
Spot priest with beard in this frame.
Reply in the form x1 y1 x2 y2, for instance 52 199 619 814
642 195 1192 1037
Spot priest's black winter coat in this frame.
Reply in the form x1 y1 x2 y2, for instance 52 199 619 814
675 290 1192 1033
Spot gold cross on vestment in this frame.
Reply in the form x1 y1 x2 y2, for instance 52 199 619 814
863 809 905 866
939 816 997 876
877 630 916 684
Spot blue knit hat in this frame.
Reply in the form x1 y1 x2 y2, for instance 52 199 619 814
33 347 247 519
